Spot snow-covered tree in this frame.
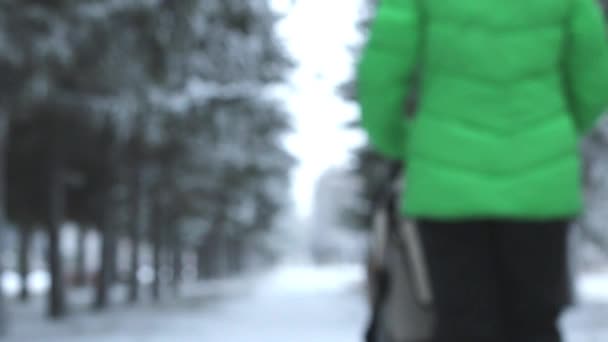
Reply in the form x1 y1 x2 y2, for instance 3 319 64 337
1 0 293 320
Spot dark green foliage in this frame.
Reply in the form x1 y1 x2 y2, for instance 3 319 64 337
1 0 294 318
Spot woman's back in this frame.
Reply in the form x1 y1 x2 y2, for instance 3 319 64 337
358 0 608 219
421 0 571 130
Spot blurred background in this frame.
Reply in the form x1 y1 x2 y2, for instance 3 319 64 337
0 0 606 341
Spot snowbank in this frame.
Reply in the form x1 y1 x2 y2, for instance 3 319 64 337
577 268 608 303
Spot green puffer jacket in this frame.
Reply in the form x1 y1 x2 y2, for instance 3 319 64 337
358 0 608 219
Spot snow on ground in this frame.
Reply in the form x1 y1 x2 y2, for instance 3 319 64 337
562 269 608 342
257 264 363 296
563 303 608 342
4 264 367 342
3 264 607 342
576 269 608 303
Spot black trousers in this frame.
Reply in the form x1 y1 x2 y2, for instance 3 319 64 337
417 220 571 342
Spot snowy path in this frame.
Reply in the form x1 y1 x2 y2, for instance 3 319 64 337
5 265 367 342
4 264 608 342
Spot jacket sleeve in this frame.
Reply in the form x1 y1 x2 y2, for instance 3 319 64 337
565 0 608 136
357 0 421 160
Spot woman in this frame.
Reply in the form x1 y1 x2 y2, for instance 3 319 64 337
357 0 608 341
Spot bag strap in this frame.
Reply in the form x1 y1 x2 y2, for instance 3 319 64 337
365 1 427 341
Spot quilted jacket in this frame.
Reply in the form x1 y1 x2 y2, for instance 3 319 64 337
358 0 608 219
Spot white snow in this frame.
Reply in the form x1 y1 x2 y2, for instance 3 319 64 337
2 270 50 297
257 264 363 296
577 268 608 303
3 264 607 342
5 264 368 342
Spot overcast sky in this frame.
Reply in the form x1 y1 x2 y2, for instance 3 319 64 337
272 0 367 219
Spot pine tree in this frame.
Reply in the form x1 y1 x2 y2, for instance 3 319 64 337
1 0 294 316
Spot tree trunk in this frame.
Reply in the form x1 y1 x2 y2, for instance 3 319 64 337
74 226 87 287
225 237 236 275
217 232 230 278
196 223 230 280
128 232 141 303
46 114 68 318
94 196 114 310
108 239 118 284
127 167 143 303
202 232 221 279
229 238 244 274
151 198 163 302
196 243 208 280
94 118 119 310
170 228 182 296
207 213 227 278
171 254 180 295
47 152 66 318
0 110 8 333
18 225 33 301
